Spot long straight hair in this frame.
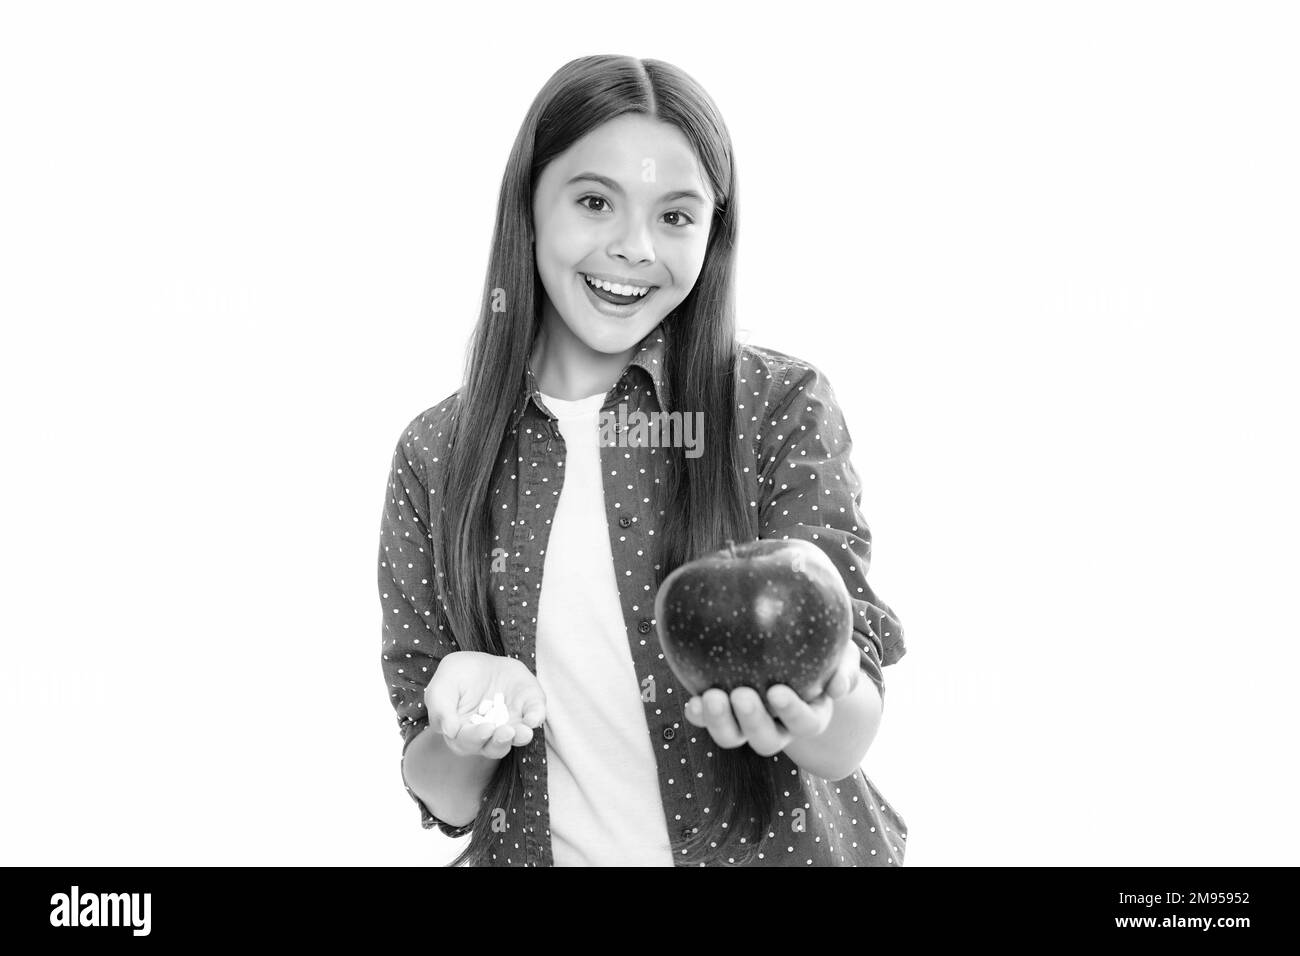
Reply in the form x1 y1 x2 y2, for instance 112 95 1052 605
432 54 777 867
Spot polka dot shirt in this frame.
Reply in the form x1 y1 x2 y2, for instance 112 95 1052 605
378 321 908 865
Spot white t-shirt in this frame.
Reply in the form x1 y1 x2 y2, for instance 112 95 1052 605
534 389 675 867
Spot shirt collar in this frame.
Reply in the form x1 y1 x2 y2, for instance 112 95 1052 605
511 321 672 430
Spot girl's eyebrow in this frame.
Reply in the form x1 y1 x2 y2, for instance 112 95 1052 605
566 171 710 206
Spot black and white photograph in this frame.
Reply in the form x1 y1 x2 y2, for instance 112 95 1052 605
2 0 1297 926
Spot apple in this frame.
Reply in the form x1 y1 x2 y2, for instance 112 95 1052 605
653 537 853 709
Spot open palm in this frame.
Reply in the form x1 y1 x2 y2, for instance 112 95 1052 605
425 651 547 760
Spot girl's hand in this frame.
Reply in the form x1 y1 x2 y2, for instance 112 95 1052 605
682 639 861 756
424 651 547 761
822 636 863 701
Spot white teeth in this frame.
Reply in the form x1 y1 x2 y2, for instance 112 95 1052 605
584 274 650 297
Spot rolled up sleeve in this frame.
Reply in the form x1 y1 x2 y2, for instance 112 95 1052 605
756 360 906 700
378 424 472 838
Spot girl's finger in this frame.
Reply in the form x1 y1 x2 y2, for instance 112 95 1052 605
832 642 863 702
482 738 512 761
474 722 516 760
510 722 536 748
767 684 831 737
490 722 516 747
684 696 706 727
808 693 834 730
448 720 496 756
701 688 746 748
844 661 860 696
730 687 790 756
517 692 546 728
827 650 859 700
842 642 861 694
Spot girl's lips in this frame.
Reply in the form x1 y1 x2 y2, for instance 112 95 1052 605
578 272 658 314
580 272 658 296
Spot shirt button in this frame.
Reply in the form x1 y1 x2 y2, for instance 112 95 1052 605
680 826 692 840
662 725 675 740
638 619 652 634
619 516 633 528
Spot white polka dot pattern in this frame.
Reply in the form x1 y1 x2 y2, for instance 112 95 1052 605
378 320 908 865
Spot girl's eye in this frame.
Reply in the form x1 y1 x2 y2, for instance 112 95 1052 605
663 210 695 227
578 195 609 213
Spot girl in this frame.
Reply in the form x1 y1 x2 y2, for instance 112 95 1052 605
378 54 907 867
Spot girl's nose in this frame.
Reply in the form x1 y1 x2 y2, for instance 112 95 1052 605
608 220 655 266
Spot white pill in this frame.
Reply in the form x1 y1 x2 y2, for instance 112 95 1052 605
466 692 510 729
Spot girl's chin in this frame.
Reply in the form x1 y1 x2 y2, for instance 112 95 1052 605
567 311 663 348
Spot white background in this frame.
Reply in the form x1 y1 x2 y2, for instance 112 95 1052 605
2 0 1296 866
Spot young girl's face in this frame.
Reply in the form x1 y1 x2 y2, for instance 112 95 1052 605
531 113 715 355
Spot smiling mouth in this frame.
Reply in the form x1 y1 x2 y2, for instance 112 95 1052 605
580 272 658 306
